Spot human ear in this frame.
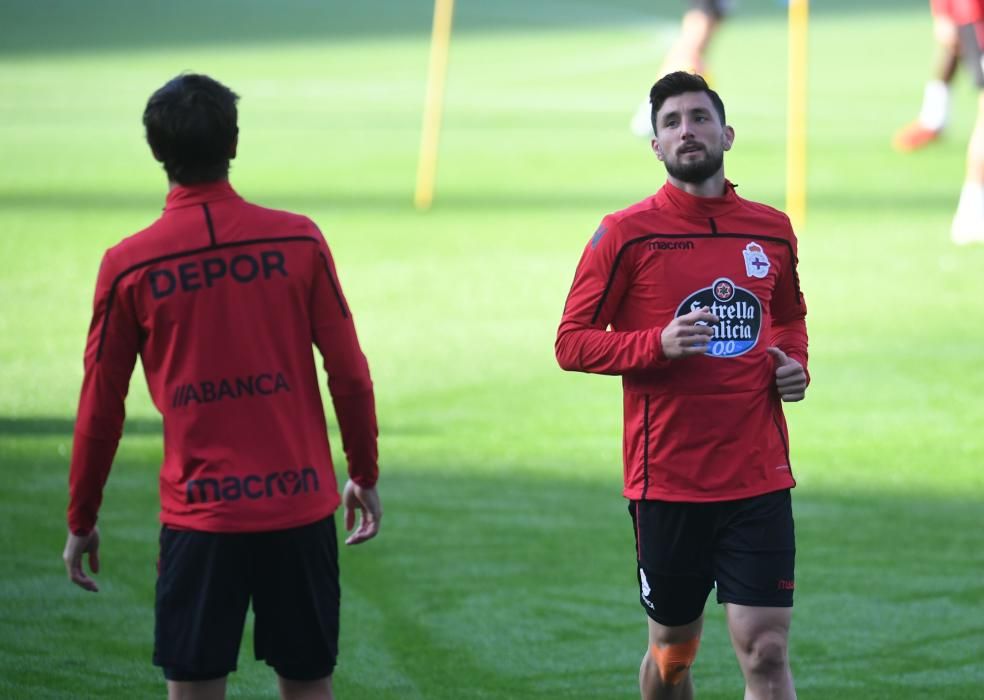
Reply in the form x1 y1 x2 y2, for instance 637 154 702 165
652 139 663 160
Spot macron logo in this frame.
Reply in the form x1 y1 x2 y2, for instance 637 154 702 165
186 467 320 504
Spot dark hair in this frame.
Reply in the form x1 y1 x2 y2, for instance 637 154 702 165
143 73 239 185
649 71 726 134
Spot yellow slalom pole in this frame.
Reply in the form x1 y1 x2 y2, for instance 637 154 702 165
786 0 808 230
414 0 455 211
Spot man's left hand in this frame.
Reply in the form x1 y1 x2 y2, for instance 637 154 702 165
63 527 100 592
766 347 807 402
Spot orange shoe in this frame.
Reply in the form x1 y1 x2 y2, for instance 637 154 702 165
892 122 942 152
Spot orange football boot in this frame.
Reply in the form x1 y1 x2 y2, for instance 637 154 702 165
892 122 942 152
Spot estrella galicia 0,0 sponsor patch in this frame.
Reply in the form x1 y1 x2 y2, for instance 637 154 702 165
675 277 762 358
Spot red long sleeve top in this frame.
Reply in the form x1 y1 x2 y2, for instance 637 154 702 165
556 181 808 502
68 181 378 534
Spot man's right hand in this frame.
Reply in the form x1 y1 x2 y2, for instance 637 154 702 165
660 307 719 359
343 480 382 545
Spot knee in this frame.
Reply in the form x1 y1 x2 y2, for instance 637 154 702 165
741 631 788 677
647 637 701 686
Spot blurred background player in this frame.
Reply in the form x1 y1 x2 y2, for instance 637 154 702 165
946 0 984 243
630 0 735 137
892 5 961 151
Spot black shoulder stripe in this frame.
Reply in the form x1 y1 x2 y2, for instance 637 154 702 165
95 235 321 361
202 203 217 246
318 251 349 318
302 222 348 318
589 232 802 325
590 235 656 325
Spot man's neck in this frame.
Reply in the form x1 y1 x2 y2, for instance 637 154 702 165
167 178 229 192
666 171 726 198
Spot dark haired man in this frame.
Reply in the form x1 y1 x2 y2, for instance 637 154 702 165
62 73 381 700
558 71 808 699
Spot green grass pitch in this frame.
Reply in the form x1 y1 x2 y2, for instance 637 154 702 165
0 0 982 697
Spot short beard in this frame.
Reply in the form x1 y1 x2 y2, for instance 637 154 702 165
664 149 724 184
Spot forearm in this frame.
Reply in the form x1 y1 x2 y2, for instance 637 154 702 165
329 384 378 488
555 325 668 375
67 432 119 533
771 319 809 380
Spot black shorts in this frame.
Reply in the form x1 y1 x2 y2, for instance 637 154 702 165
629 489 795 627
689 0 734 19
958 23 984 88
153 516 340 682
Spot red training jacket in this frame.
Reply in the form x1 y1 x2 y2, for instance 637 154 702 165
68 181 378 534
556 181 808 502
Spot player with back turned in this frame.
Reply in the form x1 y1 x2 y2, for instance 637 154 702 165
557 72 809 699
62 73 381 700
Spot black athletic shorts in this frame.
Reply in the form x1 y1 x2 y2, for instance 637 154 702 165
629 489 795 627
689 0 735 19
153 516 340 682
958 22 984 88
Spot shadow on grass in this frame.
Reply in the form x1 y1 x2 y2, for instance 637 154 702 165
1 0 928 58
3 442 981 699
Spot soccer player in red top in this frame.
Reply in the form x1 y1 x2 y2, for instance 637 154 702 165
61 73 381 700
557 72 808 700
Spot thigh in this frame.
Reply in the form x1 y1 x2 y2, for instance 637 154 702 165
712 489 795 608
251 516 340 681
153 527 250 680
647 613 704 648
629 500 715 626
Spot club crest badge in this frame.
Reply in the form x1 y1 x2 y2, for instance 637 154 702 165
742 242 770 278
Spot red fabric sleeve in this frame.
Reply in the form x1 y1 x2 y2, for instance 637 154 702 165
309 232 379 488
68 251 139 534
555 219 669 374
770 232 810 384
